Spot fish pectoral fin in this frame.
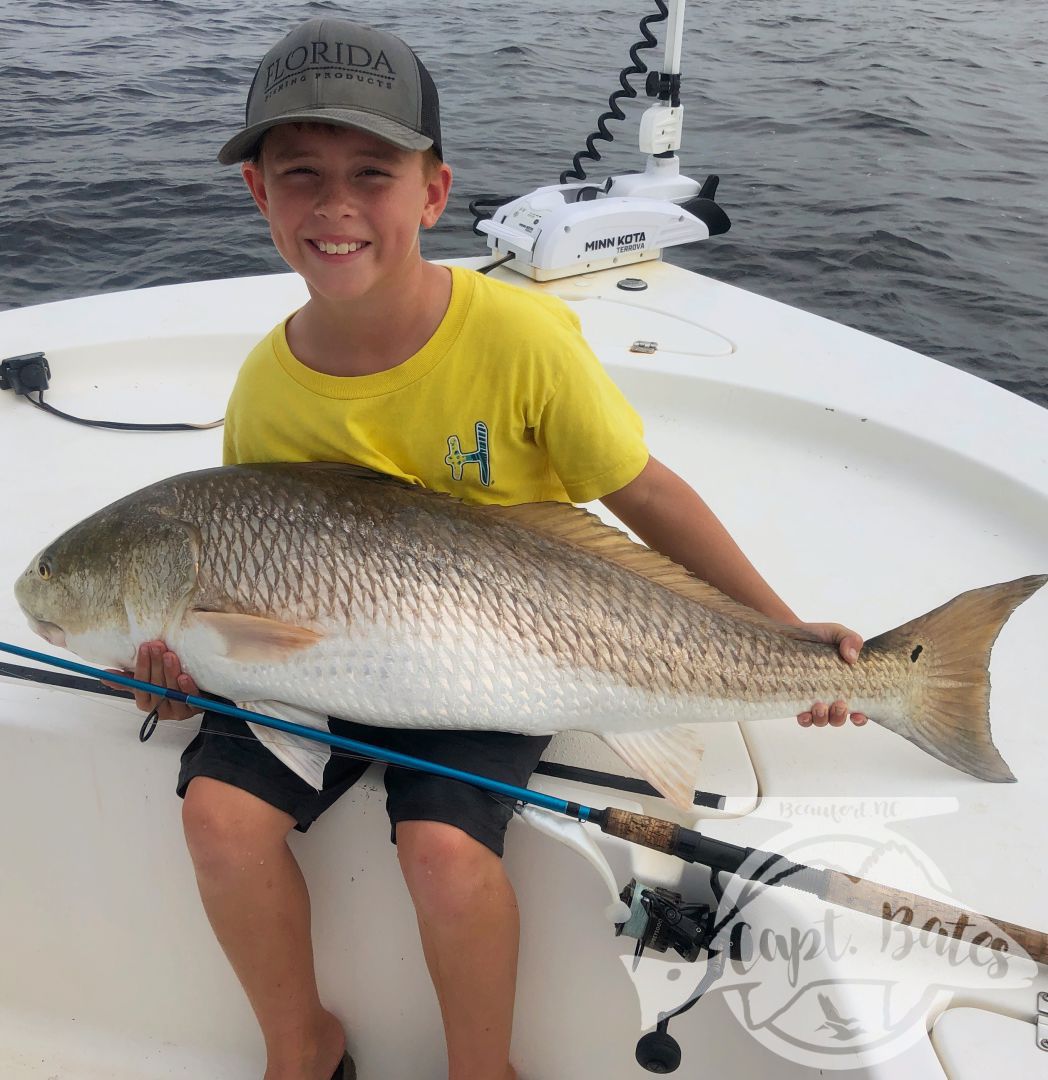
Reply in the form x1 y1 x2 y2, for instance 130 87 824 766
191 612 323 662
601 726 705 812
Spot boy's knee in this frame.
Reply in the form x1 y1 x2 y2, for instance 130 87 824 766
181 776 294 874
396 820 509 922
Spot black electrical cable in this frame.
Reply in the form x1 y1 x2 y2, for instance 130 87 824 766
468 193 523 237
25 390 222 432
468 1 670 237
560 0 669 184
476 252 516 275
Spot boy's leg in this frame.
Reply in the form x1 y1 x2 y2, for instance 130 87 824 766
182 776 346 1080
177 713 370 1080
179 712 545 1079
374 727 553 1080
396 820 520 1080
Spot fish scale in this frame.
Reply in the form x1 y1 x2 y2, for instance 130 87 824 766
14 461 1045 808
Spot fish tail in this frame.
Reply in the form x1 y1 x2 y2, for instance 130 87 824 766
867 574 1046 782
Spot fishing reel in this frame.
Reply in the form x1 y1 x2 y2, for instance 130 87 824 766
616 878 713 962
615 876 750 1074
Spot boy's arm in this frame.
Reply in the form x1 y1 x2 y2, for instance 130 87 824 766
600 455 868 729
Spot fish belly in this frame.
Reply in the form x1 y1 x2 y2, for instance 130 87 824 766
173 618 895 736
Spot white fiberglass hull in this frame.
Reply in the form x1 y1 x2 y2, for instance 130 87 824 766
1 258 1046 1078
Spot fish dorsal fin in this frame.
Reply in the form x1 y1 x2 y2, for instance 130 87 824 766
253 461 418 484
491 500 822 643
601 726 706 812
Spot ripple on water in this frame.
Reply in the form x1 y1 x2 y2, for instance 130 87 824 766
0 0 1045 409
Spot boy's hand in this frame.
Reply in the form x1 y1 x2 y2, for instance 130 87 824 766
793 622 869 729
104 641 201 722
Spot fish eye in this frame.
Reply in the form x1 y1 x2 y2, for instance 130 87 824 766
38 557 53 581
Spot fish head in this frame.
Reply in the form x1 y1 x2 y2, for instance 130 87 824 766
15 487 201 669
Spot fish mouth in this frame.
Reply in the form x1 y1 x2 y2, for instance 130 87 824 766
27 617 66 649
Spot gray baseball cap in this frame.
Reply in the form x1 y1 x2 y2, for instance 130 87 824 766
218 18 442 165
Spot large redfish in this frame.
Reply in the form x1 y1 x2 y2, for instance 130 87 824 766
14 463 1044 808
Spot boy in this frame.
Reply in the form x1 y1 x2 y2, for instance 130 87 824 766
127 18 866 1080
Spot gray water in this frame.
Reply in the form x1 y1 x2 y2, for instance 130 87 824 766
1 0 1046 406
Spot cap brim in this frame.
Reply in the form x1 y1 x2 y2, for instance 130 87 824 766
217 108 434 165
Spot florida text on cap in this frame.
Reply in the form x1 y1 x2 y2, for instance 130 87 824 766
218 18 442 165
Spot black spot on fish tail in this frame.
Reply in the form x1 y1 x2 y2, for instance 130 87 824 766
867 574 1045 782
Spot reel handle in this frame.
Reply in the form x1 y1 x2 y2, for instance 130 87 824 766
636 1027 681 1073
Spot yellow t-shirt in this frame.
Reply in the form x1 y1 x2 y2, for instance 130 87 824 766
223 265 648 505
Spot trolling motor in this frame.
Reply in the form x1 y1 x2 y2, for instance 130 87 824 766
615 874 752 1073
473 0 730 281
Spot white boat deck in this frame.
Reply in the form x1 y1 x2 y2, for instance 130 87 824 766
2 257 1045 1078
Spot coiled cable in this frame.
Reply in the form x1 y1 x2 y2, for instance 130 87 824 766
559 0 669 184
469 1 671 236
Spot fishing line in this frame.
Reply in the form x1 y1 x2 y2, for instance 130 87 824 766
0 657 416 768
0 660 500 785
0 652 723 808
0 647 543 815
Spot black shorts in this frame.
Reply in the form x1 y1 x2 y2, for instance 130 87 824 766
177 711 552 858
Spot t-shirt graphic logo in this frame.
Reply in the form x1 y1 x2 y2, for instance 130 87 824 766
445 421 491 486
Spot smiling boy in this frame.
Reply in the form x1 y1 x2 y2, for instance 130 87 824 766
243 125 452 380
127 17 866 1080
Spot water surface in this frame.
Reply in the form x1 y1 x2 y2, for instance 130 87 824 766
1 0 1045 405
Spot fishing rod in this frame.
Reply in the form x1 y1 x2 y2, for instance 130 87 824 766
3 639 1047 1072
4 637 1044 960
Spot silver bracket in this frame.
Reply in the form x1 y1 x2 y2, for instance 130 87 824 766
1038 990 1048 1052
